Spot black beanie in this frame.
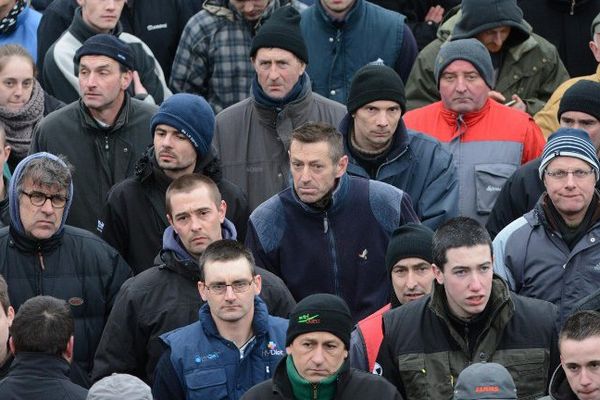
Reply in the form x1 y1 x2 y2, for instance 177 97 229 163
250 6 308 64
286 294 353 349
74 34 134 71
558 80 600 124
346 63 406 114
452 0 529 48
385 223 434 275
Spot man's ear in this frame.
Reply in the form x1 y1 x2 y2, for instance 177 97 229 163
432 264 444 285
198 281 208 302
8 336 15 355
63 336 74 362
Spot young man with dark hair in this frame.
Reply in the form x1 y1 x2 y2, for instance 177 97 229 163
246 122 419 322
540 310 600 400
0 296 87 399
152 239 289 399
377 216 558 399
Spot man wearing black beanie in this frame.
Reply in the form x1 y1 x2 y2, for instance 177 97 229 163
214 6 346 211
241 294 403 400
349 223 435 374
341 63 458 230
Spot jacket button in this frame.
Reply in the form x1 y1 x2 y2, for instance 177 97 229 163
329 37 334 42
330 90 336 95
479 352 486 360
591 237 596 243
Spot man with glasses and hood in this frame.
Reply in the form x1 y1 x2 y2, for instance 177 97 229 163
0 152 131 387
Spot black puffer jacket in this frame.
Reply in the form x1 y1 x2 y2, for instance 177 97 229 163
100 146 249 274
0 353 88 399
0 225 132 379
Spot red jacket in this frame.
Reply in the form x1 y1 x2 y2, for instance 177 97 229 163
403 99 545 224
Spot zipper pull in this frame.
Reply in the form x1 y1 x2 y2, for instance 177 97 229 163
38 251 45 271
323 215 328 233
570 0 575 15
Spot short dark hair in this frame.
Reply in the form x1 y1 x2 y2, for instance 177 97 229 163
432 217 492 271
559 310 600 348
10 296 74 357
165 173 222 216
291 122 344 163
0 274 10 315
198 239 256 282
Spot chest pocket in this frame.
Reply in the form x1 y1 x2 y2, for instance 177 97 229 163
474 163 518 214
184 368 228 400
397 353 429 399
494 348 548 400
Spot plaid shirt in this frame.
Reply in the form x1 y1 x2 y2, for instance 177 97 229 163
169 0 283 113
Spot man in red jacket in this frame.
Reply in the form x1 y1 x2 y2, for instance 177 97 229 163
404 38 545 226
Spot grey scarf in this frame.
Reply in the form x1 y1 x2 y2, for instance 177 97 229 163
0 79 45 159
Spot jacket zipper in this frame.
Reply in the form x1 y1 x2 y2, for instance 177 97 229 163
324 213 341 296
37 246 45 295
570 0 575 15
312 383 318 399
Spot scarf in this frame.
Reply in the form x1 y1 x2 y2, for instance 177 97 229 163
252 72 307 110
0 0 25 35
0 80 45 160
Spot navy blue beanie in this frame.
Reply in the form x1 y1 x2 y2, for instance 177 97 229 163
150 94 215 157
74 34 134 71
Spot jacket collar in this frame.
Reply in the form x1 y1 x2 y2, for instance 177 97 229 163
429 275 513 354
440 99 491 133
547 365 578 400
271 355 352 399
159 221 238 280
9 353 71 380
69 7 123 44
315 0 364 24
340 113 410 164
135 146 224 186
78 93 130 133
199 296 271 339
291 173 351 214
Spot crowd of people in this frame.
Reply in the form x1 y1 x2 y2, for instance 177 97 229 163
0 0 600 399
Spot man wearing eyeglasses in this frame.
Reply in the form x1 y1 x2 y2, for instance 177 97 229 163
493 127 600 327
152 239 288 400
488 80 600 239
0 152 132 387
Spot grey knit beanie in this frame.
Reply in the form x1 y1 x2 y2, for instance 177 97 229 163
434 39 494 89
